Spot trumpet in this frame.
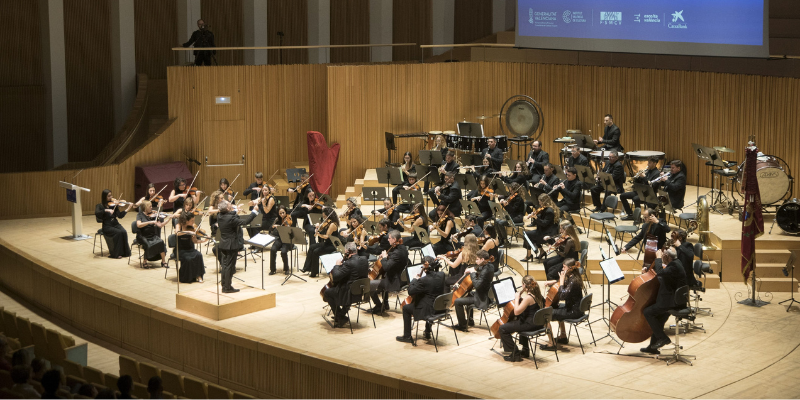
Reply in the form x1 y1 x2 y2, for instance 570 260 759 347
649 172 671 185
633 168 647 179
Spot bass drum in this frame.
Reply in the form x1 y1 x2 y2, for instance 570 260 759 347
777 199 800 234
737 156 790 205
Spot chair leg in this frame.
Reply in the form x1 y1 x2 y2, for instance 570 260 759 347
412 320 419 347
448 315 459 346
432 322 439 353
347 308 353 334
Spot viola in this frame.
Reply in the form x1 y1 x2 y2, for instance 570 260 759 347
368 238 403 280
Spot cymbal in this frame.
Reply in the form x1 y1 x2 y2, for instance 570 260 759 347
477 115 499 120
714 146 735 153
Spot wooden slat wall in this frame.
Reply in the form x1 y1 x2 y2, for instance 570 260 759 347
0 240 476 399
330 0 370 64
64 0 114 163
392 0 432 62
266 0 309 65
0 0 42 86
0 87 47 173
200 0 244 66
326 62 800 200
134 0 178 80
453 0 493 45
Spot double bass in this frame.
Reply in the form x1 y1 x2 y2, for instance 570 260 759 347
609 223 661 343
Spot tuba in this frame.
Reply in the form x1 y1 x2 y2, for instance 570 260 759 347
691 195 716 250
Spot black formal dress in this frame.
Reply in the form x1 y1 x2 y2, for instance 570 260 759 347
620 167 662 215
324 254 370 321
401 218 426 249
392 165 417 203
302 223 340 278
523 207 558 251
269 221 293 274
499 300 543 354
497 195 525 232
370 245 409 309
551 275 584 321
591 160 625 209
454 263 494 327
217 209 258 291
601 124 623 152
375 207 402 233
543 237 579 280
675 242 697 287
431 218 456 255
402 270 446 337
135 212 166 262
177 234 205 283
95 204 131 258
643 259 687 347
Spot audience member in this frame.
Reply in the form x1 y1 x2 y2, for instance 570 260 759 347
10 365 41 399
40 369 62 399
117 375 134 399
95 388 117 399
11 349 29 367
0 336 12 372
30 358 46 382
147 376 164 399
77 383 98 398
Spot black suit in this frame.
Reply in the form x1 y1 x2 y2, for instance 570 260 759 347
659 171 687 210
567 154 590 168
482 146 504 171
324 254 370 321
527 149 549 182
643 259 687 347
556 178 583 213
217 209 258 290
402 270 445 336
454 263 495 327
183 29 216 66
428 182 462 219
620 167 662 215
624 219 670 252
243 182 262 201
601 124 623 152
591 160 625 209
370 245 409 309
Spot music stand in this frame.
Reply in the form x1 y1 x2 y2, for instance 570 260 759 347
384 132 397 166
400 190 423 209
457 122 484 137
318 194 336 208
454 174 478 199
58 181 91 240
572 134 596 150
419 150 443 166
459 200 481 217
363 221 379 236
307 212 324 226
489 179 508 196
527 185 544 207
779 251 798 311
633 183 660 208
596 172 617 194
590 249 624 346
362 186 387 211
285 168 307 184
376 167 404 198
522 231 536 275
244 233 276 289
272 196 291 208
278 226 307 285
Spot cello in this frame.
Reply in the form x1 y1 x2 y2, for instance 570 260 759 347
609 222 661 343
368 238 402 280
400 260 431 307
449 255 494 307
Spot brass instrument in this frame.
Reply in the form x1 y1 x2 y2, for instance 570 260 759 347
695 195 716 250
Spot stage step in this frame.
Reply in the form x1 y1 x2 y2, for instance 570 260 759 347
756 263 792 278
756 277 799 293
588 269 721 289
756 249 792 264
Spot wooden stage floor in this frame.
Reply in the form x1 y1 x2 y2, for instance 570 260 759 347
2 188 800 398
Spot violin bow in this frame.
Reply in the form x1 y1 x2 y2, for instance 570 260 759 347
149 185 168 203
187 171 200 193
265 169 279 185
110 193 124 213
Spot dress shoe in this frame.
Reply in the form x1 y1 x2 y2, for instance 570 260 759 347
591 207 603 213
369 306 383 314
309 274 317 278
539 344 557 351
519 348 530 358
557 337 569 344
396 336 414 343
283 269 289 275
454 325 469 332
503 353 522 362
640 346 660 355
423 330 432 340
653 338 672 349
620 215 634 221
467 319 475 327
521 255 533 262
268 271 277 276
222 288 240 293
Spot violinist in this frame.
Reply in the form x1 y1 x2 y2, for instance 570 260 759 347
438 233 479 287
426 151 459 195
391 152 416 203
451 215 482 249
216 200 259 293
541 258 584 351
366 219 391 255
217 178 233 202
95 189 133 259
429 205 456 255
369 230 408 314
522 194 559 262
135 200 172 268
301 207 340 278
172 196 197 232
372 198 401 232
496 183 525 229
325 242 370 328
640 247 687 355
565 145 590 168
481 137 504 171
454 250 495 331
268 206 293 275
343 216 368 255
622 208 670 253
501 161 528 186
175 211 208 283
481 224 502 271
242 172 265 201
533 163 561 202
291 189 320 231
394 173 419 213
590 151 625 213
399 203 427 249
288 173 313 209
469 158 495 181
428 172 462 221
620 156 662 220
396 256 445 343
468 175 495 227
526 140 549 183
169 177 200 219
338 197 363 228
554 167 583 215
253 184 277 238
140 183 163 209
499 275 545 362
206 191 225 235
543 221 581 280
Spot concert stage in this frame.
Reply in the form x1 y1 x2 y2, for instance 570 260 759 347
1 185 800 398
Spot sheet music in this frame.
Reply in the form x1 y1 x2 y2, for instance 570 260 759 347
600 258 625 284
492 278 516 305
319 253 343 274
406 264 426 282
246 233 275 248
421 244 435 260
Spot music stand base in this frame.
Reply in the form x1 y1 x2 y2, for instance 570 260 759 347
737 298 769 307
71 235 92 241
779 297 800 311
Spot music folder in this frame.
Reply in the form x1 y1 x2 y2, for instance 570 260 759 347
492 277 517 306
599 258 625 284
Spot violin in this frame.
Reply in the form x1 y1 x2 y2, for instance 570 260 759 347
281 214 292 227
369 238 403 280
401 260 431 306
149 195 164 205
547 232 570 254
367 231 386 246
526 205 546 220
444 249 461 260
403 212 419 222
451 226 473 243
107 199 132 208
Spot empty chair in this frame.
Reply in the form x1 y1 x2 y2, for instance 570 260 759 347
563 293 596 354
118 355 141 383
0 310 18 340
104 373 119 393
183 376 208 399
132 382 150 399
61 359 84 379
30 323 49 360
587 196 618 238
138 361 161 383
345 277 375 334
160 370 184 397
207 383 232 399
14 316 34 348
615 207 641 247
82 366 105 387
232 391 257 399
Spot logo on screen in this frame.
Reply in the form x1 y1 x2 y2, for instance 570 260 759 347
563 10 571 23
669 10 687 28
671 10 684 23
529 8 534 24
600 12 622 25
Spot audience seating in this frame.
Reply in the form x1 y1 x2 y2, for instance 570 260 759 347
119 354 142 383
161 369 185 397
82 366 105 387
208 382 233 399
132 381 150 399
138 361 161 382
183 376 208 399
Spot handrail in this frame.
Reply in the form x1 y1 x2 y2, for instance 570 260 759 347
420 43 515 48
171 43 416 51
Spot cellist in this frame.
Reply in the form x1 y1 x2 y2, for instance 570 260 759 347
396 256 444 343
640 247 687 354
368 230 408 314
499 275 544 362
453 250 495 332
622 208 670 253
541 258 584 351
324 242 370 328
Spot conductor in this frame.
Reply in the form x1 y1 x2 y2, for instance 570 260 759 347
216 200 258 293
183 19 216 66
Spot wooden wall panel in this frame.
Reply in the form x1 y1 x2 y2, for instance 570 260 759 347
330 0 370 64
454 0 493 45
326 62 800 202
0 0 42 86
0 87 47 173
266 0 309 65
200 0 244 66
64 0 114 162
134 0 178 80
393 0 432 61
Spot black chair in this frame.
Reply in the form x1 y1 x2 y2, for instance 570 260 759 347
563 293 596 354
345 278 375 334
165 234 177 279
587 196 618 238
412 292 459 352
466 290 500 330
657 286 696 366
387 263 411 311
678 211 696 230
408 227 431 264
517 307 557 369
579 240 591 289
92 228 106 256
615 207 641 248
129 220 144 268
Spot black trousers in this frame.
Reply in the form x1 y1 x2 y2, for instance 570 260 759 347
219 249 238 290
269 236 291 273
543 255 565 280
591 184 618 209
402 303 432 337
643 303 672 346
303 241 334 277
476 210 493 228
194 51 213 66
454 295 476 327
499 319 541 353
620 191 640 215
370 279 389 307
324 288 348 321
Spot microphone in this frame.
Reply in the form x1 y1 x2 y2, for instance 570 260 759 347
187 157 201 166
